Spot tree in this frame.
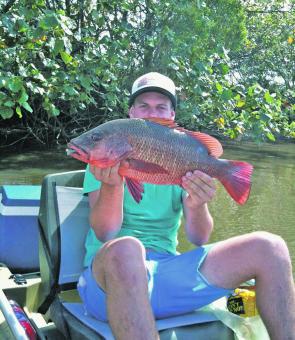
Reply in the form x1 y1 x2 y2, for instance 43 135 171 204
0 0 294 148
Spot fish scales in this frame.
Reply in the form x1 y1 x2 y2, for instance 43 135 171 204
107 119 218 180
124 120 201 183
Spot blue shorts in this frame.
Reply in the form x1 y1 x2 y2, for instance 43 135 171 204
77 245 232 321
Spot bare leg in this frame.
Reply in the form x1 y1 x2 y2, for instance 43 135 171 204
200 231 295 340
92 236 159 340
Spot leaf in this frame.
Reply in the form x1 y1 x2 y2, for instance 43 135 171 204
0 107 14 119
7 78 23 93
60 51 73 64
18 90 29 105
63 85 79 96
264 91 274 104
48 38 65 56
261 113 273 122
39 14 59 30
79 75 92 90
0 92 6 101
220 63 230 75
16 19 29 33
221 89 233 100
16 106 22 118
49 104 60 116
21 101 33 113
266 132 275 142
216 82 223 92
236 100 245 107
4 100 14 107
215 117 225 128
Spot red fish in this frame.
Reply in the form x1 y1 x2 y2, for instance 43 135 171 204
67 118 253 204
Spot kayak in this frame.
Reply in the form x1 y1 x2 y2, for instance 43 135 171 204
0 170 236 339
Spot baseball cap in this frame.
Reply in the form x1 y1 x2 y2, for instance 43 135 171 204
129 72 177 109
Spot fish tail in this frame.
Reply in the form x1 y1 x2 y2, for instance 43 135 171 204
218 160 253 205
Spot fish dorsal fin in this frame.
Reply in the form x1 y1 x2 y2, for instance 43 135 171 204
184 130 223 158
144 118 178 129
145 118 223 158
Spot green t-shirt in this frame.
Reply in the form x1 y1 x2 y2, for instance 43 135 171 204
83 165 184 267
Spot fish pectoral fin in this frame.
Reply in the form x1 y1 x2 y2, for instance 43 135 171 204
90 149 133 168
128 159 169 174
125 178 144 203
91 158 117 168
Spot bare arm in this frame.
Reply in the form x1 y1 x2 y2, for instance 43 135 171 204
182 170 216 245
88 162 126 242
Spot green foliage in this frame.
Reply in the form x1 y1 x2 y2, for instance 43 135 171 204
0 0 294 146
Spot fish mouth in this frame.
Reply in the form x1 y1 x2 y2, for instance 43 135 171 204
66 143 89 163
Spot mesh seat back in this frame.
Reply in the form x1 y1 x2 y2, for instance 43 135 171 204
38 170 87 311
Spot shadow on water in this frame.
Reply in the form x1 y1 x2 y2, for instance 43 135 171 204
1 141 295 277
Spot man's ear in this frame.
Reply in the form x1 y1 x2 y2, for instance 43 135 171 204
170 110 176 120
129 106 134 118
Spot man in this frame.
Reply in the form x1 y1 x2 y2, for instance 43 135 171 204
78 72 295 340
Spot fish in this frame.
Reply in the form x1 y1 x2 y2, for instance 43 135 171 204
67 118 253 205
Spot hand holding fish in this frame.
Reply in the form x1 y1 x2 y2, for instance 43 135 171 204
182 170 216 208
90 161 129 187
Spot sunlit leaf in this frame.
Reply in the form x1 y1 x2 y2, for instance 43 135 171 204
60 51 73 64
236 100 245 107
16 106 22 118
266 132 275 141
264 91 274 104
216 82 223 92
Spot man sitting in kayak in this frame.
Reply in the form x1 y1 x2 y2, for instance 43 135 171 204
77 72 295 339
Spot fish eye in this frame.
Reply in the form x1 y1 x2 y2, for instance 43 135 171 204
91 134 101 142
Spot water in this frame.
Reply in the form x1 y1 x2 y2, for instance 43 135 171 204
1 142 294 276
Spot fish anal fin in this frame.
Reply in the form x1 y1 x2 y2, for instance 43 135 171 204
125 178 144 203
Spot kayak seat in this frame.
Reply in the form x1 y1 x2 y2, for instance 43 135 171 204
37 170 234 339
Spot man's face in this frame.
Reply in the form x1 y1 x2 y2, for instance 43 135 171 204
129 92 175 120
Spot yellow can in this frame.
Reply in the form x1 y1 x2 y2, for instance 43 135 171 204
227 288 259 317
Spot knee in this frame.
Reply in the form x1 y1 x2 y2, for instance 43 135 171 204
103 237 145 274
250 231 291 266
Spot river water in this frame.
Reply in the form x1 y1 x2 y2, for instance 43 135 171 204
1 141 295 277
